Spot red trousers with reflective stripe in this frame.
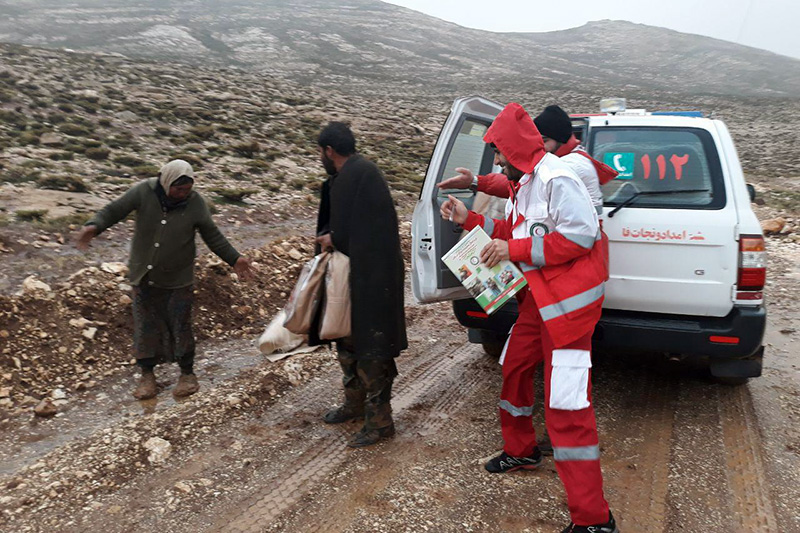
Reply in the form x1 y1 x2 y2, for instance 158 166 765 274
500 290 610 526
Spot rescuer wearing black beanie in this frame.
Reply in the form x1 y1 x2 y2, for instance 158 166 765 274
533 105 573 145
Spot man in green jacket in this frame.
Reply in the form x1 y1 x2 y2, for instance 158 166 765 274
76 159 252 400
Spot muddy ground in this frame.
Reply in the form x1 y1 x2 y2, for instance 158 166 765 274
2 26 800 533
0 197 798 532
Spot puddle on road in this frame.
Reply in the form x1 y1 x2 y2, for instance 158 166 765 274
763 312 799 382
0 336 267 477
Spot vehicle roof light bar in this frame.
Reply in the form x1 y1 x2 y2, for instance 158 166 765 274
600 97 626 114
652 111 704 117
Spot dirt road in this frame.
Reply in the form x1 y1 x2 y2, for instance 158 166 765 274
1 237 799 533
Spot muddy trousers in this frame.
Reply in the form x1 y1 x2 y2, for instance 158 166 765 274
132 283 196 375
336 345 397 431
500 290 609 526
137 354 195 375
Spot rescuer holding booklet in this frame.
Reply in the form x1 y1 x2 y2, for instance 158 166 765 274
440 103 618 533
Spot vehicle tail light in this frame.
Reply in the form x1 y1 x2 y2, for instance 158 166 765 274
737 235 766 291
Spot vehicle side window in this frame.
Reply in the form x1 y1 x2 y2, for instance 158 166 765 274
437 118 494 188
592 127 726 209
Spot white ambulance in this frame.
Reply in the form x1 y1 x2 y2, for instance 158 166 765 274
411 96 767 384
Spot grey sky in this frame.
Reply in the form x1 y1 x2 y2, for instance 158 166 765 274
383 0 800 60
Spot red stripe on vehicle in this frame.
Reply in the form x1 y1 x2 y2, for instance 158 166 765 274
709 336 740 345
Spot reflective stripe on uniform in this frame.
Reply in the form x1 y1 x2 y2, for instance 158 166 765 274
531 235 545 266
520 263 538 272
499 399 534 417
539 283 605 321
561 232 596 249
482 217 495 236
553 444 601 462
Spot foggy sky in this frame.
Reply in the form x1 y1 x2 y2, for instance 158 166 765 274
384 0 800 60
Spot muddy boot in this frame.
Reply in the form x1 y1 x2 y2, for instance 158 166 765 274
132 372 157 400
323 385 365 423
347 358 397 447
173 373 199 398
325 346 366 423
347 423 396 448
323 405 364 424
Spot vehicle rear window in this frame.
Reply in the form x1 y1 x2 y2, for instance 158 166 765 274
437 118 494 187
590 127 726 209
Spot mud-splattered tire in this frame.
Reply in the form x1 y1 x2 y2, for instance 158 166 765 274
481 341 504 358
713 376 749 386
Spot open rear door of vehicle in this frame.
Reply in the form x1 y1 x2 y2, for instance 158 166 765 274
411 96 503 304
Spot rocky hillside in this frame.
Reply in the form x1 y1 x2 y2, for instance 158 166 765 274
0 41 435 214
0 0 799 98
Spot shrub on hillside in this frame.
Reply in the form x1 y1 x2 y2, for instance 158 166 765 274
18 133 39 146
113 155 146 167
208 187 259 203
85 147 110 161
232 141 260 158
131 165 160 177
247 160 271 174
37 174 89 192
170 153 203 168
188 125 215 140
60 123 92 136
47 151 75 161
15 209 48 221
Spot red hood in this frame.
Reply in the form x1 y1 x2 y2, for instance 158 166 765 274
483 103 545 175
555 134 580 157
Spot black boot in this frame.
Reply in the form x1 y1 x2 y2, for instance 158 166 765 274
323 406 363 423
347 424 396 448
324 347 366 424
484 448 543 473
561 511 619 533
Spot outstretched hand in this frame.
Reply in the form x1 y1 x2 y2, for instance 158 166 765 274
440 195 468 225
437 167 474 190
74 225 98 251
234 256 254 281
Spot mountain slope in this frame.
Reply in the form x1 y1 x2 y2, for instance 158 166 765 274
0 0 798 98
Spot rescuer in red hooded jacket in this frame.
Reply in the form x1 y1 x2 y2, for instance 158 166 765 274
440 104 617 214
441 103 618 533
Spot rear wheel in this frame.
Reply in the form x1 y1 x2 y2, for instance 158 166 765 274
482 341 504 358
712 376 749 386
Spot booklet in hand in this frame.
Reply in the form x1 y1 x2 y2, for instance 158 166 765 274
441 226 528 315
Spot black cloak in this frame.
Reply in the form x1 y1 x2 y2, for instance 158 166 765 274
312 154 407 359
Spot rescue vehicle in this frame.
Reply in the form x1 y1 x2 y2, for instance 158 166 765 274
411 96 766 384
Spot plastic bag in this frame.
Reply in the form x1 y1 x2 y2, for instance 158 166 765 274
319 251 351 340
283 252 330 335
258 310 305 355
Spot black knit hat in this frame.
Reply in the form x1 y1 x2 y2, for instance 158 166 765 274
533 105 572 144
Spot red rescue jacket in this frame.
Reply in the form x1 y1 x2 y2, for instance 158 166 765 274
467 104 609 348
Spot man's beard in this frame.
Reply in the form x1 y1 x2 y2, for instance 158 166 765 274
321 154 337 176
502 163 525 182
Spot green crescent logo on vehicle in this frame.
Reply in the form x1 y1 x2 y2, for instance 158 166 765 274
530 223 549 237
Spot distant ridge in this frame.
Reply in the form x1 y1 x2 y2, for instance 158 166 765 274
0 0 798 97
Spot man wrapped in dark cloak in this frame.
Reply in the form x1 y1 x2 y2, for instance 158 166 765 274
313 122 407 448
76 160 252 400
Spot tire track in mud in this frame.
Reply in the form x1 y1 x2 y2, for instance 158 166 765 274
210 341 484 533
299 354 491 533
718 385 779 532
602 369 678 532
666 377 781 531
